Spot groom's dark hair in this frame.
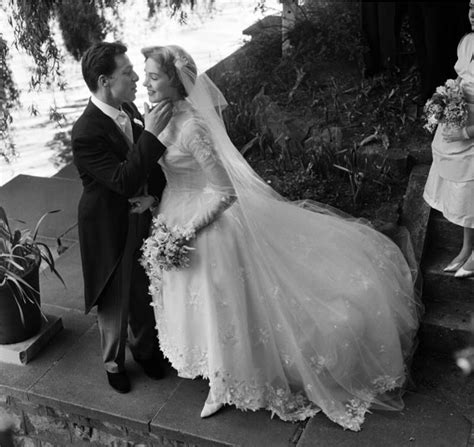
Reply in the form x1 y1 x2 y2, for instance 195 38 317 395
81 41 128 92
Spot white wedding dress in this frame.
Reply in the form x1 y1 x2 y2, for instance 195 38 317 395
145 99 420 431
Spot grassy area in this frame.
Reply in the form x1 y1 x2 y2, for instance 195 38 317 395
219 2 431 221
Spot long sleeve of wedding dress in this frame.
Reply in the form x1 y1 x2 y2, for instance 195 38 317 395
180 118 237 233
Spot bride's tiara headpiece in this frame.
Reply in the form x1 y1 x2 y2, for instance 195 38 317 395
174 54 189 71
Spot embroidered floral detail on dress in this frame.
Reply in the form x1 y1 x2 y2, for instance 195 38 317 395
219 324 238 346
309 355 335 374
274 323 284 332
339 398 372 431
210 372 319 421
372 375 402 392
349 271 372 290
328 373 405 431
187 287 201 308
257 327 270 345
237 267 247 283
280 351 294 366
188 134 216 162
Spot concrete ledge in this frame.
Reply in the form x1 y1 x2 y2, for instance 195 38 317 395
400 164 431 267
0 315 63 365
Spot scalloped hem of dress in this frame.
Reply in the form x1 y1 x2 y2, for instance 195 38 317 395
424 193 474 228
160 346 382 431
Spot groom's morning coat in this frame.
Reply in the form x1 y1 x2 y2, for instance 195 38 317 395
72 100 166 314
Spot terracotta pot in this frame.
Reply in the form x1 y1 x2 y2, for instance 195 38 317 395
0 260 42 344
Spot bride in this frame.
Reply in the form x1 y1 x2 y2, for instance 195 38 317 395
136 44 421 431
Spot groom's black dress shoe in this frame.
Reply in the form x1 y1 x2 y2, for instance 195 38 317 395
134 356 166 380
106 371 131 393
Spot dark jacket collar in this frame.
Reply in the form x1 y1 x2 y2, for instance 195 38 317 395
84 99 132 156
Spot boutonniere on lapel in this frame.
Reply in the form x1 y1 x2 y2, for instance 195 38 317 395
133 117 144 127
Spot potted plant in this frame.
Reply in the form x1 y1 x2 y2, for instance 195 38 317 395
0 206 65 344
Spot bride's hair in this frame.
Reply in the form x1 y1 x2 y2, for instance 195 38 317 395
141 45 197 98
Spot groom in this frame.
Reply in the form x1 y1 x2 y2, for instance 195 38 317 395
72 41 169 393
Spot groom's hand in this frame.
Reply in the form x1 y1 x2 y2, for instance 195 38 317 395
144 100 173 137
129 195 156 214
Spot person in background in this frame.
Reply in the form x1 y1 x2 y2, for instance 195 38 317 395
423 1 474 278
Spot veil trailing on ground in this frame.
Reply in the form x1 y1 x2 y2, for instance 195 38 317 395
151 45 422 429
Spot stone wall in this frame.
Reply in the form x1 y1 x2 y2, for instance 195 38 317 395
0 393 197 447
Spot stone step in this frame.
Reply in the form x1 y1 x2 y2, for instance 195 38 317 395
297 391 471 447
0 174 81 241
419 300 474 354
426 211 464 251
23 323 301 447
53 163 79 180
40 242 85 312
421 246 474 304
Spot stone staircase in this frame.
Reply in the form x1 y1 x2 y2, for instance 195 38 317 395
420 209 474 355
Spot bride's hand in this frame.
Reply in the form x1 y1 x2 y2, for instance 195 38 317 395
442 127 466 143
129 195 156 214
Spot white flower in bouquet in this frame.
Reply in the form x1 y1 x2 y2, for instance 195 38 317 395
140 215 196 290
423 78 468 133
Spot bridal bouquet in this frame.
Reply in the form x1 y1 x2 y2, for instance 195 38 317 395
423 79 468 133
140 214 195 274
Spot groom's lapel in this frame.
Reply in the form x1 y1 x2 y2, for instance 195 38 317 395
86 101 132 158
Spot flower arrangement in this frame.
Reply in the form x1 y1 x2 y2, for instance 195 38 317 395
140 214 195 281
0 206 65 324
423 78 468 133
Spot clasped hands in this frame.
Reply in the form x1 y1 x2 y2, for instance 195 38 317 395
129 195 158 214
442 126 470 142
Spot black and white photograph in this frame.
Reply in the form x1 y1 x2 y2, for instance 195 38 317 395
0 1 473 446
